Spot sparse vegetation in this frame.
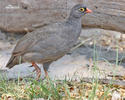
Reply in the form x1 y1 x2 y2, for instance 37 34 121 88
0 75 125 100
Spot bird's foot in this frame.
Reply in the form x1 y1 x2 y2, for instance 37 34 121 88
32 62 41 80
44 70 49 78
36 68 41 81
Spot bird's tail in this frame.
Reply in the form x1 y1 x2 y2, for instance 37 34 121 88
6 55 19 69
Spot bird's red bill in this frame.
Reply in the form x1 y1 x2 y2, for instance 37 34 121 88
86 8 92 13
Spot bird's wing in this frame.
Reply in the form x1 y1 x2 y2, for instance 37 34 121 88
12 35 33 56
12 23 63 56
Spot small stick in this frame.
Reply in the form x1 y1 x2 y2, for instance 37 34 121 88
71 38 92 51
81 77 125 86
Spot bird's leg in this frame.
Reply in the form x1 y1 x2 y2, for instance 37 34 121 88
32 62 41 80
43 61 52 78
44 69 48 77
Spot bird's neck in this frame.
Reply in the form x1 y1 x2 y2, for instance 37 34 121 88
65 15 82 46
66 15 82 26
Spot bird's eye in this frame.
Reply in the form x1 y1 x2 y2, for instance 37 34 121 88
79 8 85 12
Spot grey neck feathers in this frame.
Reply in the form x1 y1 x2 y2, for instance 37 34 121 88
65 14 82 42
66 15 82 26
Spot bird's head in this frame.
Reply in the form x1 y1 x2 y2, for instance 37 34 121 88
70 4 92 18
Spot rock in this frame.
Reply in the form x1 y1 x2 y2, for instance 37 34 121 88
0 0 82 33
80 28 123 41
82 0 125 33
0 0 125 33
112 91 121 100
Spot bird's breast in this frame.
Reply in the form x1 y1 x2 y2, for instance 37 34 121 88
60 25 81 49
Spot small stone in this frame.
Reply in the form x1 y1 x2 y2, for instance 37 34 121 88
112 91 121 100
121 34 125 40
112 32 121 40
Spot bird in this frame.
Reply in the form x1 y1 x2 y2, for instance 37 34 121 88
6 4 92 80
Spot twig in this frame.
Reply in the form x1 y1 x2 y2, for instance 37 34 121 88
71 38 92 51
108 74 124 78
81 77 125 86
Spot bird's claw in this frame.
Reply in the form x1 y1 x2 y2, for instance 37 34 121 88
36 69 41 80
